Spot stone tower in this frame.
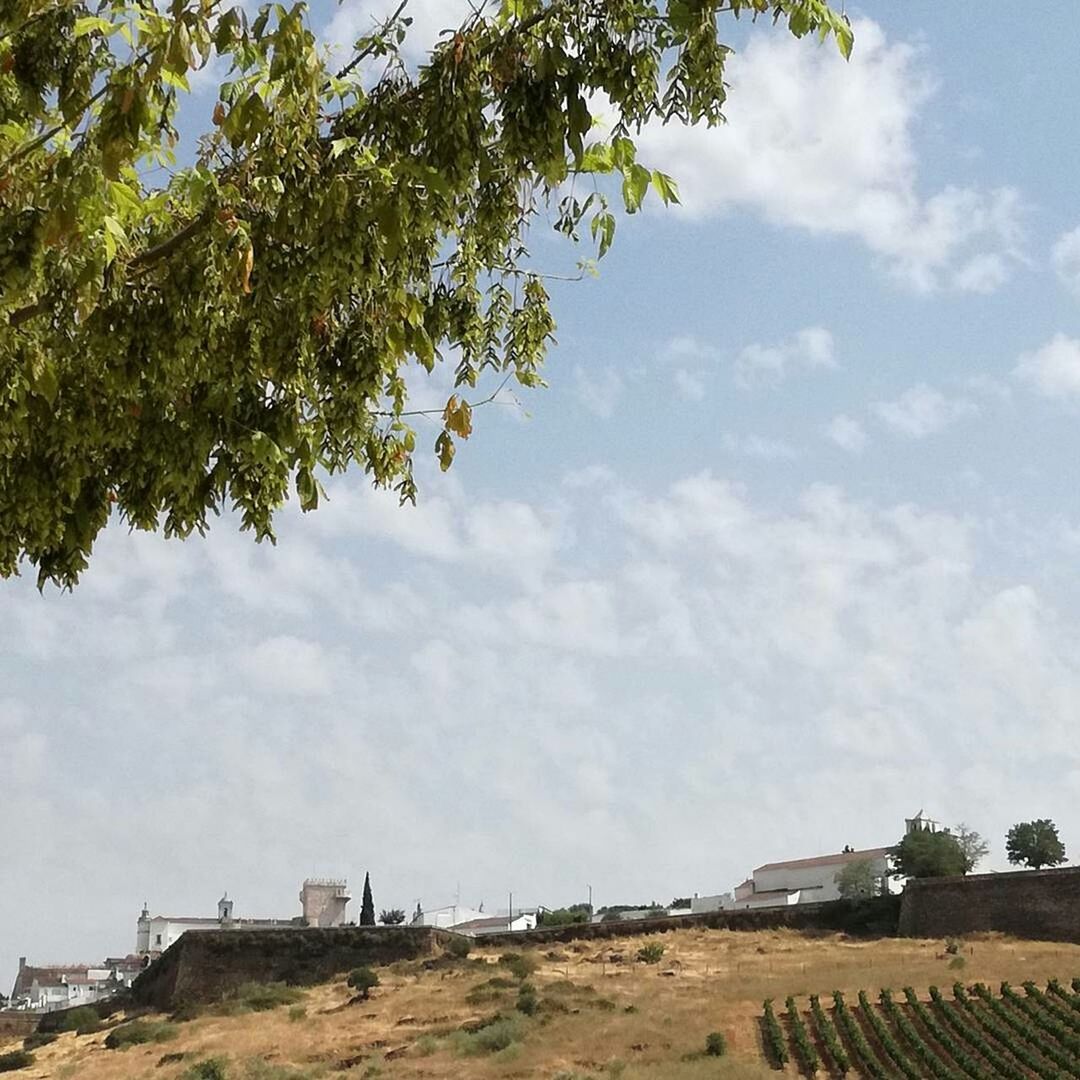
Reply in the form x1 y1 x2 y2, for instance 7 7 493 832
218 893 234 925
300 879 350 927
136 903 151 955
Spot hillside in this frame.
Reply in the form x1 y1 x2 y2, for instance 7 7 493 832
4 927 1080 1079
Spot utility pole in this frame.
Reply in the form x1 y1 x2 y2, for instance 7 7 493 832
508 891 513 931
587 883 593 915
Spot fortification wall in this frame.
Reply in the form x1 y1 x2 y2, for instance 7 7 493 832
483 895 901 948
898 865 1080 943
0 1011 40 1038
131 925 447 1009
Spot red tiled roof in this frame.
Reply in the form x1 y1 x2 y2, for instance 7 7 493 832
12 965 87 996
754 847 889 874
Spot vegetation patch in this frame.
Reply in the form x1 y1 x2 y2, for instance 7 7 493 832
180 1059 230 1080
104 1019 179 1050
21 1032 58 1051
0 1051 33 1074
636 943 665 964
449 1015 526 1056
51 1006 102 1034
498 952 537 980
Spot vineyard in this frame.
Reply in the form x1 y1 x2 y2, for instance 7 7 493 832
761 977 1080 1078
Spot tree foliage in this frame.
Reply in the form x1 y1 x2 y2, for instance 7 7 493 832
953 823 990 874
0 0 852 588
359 871 375 925
378 907 406 925
1005 819 1067 870
834 857 879 899
890 829 967 880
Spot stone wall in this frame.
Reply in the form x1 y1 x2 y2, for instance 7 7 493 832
898 865 1080 943
0 1011 40 1038
482 895 901 949
131 925 448 1009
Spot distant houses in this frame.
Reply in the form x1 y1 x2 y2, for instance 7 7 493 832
9 955 144 1012
410 904 538 936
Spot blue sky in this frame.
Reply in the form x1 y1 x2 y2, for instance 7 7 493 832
4 3 1080 987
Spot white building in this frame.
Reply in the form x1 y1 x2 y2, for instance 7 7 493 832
10 956 144 1012
137 882 345 959
410 904 487 930
733 847 892 909
450 913 538 936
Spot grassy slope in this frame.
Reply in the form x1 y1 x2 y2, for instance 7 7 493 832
4 927 1079 1079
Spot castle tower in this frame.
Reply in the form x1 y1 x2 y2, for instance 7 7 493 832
300 879 350 927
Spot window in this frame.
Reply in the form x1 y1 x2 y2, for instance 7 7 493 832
155 934 162 945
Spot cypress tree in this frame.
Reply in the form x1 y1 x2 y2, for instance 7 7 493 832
360 873 376 926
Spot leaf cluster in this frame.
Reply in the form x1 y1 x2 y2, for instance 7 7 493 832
1 0 852 586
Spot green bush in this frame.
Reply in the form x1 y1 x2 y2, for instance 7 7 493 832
347 967 380 999
22 1032 57 1051
454 1016 524 1056
944 939 961 955
704 1031 727 1057
516 982 538 1016
948 956 966 970
499 952 537 980
636 943 665 964
181 1059 229 1080
227 982 305 1013
413 1035 439 1057
0 1051 33 1073
445 936 471 959
104 1020 179 1050
288 1005 307 1022
52 1006 101 1034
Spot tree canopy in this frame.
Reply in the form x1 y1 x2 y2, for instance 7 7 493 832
1005 819 1067 870
889 829 968 880
834 858 879 900
953 823 990 874
1 0 852 588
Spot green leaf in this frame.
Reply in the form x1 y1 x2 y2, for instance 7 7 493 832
622 163 652 214
651 170 680 206
73 16 112 37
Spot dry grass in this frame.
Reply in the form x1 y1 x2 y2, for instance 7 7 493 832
3 927 1079 1079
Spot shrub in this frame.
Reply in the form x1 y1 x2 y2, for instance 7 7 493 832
413 1035 439 1057
288 1005 307 1022
347 967 380 999
464 1017 524 1055
104 1020 179 1050
445 936 471 960
516 982 539 1016
181 1060 229 1080
53 1006 101 1034
948 956 966 970
499 952 537 980
229 982 305 1012
704 1031 727 1057
0 1051 33 1073
944 939 961 955
22 1032 57 1051
636 943 665 964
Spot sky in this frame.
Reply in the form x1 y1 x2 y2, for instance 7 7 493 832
4 2 1080 988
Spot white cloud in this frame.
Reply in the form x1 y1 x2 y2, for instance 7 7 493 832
573 364 624 418
673 369 707 401
826 414 868 454
735 327 836 389
635 20 1023 292
872 383 978 437
6 466 1080 990
722 433 798 460
322 0 475 65
1051 227 1080 298
1014 334 1080 401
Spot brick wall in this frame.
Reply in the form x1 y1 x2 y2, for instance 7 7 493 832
898 865 1080 942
